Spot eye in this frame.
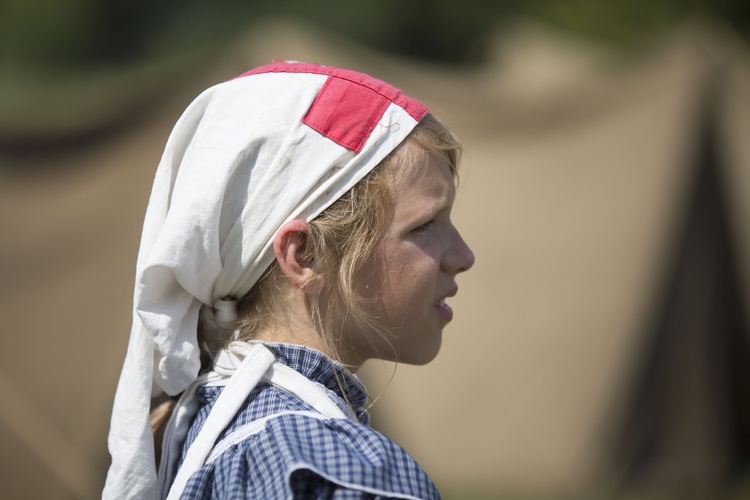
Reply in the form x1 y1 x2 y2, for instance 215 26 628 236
412 220 435 233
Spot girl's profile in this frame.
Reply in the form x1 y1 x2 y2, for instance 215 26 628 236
104 61 474 499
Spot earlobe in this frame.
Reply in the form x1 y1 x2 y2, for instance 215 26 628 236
274 220 318 290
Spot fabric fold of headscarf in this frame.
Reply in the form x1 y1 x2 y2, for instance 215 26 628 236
103 61 427 500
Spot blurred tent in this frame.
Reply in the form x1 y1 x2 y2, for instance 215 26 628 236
362 19 750 499
2 3 750 499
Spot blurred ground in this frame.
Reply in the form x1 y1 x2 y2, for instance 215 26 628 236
1 14 750 500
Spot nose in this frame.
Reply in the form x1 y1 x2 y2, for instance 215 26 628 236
443 225 475 274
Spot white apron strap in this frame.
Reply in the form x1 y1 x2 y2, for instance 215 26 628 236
157 370 224 499
165 343 275 500
265 362 351 420
163 343 353 499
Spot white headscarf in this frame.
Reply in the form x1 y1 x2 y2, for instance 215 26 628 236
103 61 427 500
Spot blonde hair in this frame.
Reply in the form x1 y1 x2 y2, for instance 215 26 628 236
231 113 461 362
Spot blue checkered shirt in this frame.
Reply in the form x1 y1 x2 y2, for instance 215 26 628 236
175 343 439 499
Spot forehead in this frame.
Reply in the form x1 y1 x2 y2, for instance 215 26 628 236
389 152 455 208
386 141 456 193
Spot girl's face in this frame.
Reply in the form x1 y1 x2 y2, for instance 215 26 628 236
349 153 475 365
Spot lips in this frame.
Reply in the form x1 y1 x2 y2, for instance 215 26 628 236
434 300 453 322
439 285 458 302
434 285 458 321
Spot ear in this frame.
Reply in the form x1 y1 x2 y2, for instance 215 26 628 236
273 220 318 291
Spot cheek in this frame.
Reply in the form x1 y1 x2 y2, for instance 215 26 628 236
380 243 437 298
365 238 443 316
380 243 417 282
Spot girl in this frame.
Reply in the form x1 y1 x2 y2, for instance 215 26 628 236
104 61 474 499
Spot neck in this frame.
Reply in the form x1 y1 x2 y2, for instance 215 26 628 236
249 291 365 372
252 326 367 372
252 323 330 359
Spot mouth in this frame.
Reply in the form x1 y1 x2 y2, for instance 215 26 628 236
434 299 453 322
434 288 457 321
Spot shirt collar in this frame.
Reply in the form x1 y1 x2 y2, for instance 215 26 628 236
251 341 370 420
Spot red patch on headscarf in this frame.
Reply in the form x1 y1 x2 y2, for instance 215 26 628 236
302 76 389 152
233 61 428 151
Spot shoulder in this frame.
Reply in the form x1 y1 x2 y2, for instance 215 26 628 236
183 412 439 499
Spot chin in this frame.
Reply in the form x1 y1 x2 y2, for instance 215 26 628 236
401 336 443 366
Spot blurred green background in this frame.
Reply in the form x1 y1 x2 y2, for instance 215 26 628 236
2 0 748 145
2 0 748 68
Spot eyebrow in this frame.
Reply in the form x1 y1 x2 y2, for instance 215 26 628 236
419 196 453 221
432 187 455 213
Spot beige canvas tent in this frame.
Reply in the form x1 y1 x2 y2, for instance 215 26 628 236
1 18 749 499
